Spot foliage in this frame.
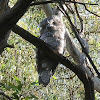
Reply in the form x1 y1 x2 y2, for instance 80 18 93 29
0 0 100 99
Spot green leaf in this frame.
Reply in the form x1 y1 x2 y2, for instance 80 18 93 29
31 82 38 85
28 81 39 88
24 95 38 100
17 84 23 91
6 47 10 51
24 77 26 81
14 76 21 84
53 76 57 80
12 92 19 99
6 83 17 91
0 83 5 89
25 97 33 100
30 94 38 100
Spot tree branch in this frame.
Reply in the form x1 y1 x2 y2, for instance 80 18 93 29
0 0 33 39
11 25 78 73
73 0 83 33
0 0 12 54
30 1 54 6
39 0 54 17
84 4 100 17
58 2 100 77
0 91 12 100
30 0 98 6
65 0 98 5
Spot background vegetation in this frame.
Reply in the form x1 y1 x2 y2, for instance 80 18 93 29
0 0 100 99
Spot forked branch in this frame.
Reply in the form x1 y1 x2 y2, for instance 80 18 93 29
58 2 100 77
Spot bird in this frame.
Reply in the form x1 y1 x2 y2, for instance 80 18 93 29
36 11 66 86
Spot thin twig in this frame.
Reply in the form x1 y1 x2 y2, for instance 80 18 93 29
30 0 98 6
65 0 98 5
30 1 54 6
84 4 100 17
64 3 77 27
65 3 74 14
73 0 83 33
0 91 12 100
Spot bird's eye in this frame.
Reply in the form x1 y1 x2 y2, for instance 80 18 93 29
53 21 56 25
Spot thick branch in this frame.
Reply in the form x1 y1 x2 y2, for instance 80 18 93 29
12 25 78 72
12 25 95 100
0 0 8 15
0 0 33 39
39 0 54 17
84 77 95 100
12 25 81 76
0 0 12 54
65 29 82 64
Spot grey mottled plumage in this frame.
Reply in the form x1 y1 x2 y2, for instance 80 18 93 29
36 12 66 86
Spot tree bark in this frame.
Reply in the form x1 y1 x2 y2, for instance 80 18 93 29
39 0 54 17
0 0 11 54
0 0 33 39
